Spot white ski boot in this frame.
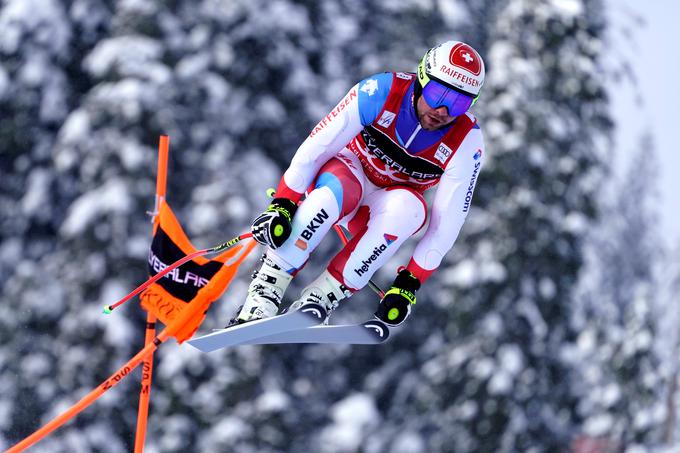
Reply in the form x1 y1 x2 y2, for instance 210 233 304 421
234 255 293 324
288 270 352 324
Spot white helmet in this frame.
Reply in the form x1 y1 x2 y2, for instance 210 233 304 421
418 40 485 101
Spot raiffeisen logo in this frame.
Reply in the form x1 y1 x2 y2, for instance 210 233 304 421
354 234 399 277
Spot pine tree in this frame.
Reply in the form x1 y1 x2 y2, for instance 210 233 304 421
660 240 680 446
571 138 665 449
359 0 614 451
1 0 620 451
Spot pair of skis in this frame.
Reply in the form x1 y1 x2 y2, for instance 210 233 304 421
187 303 390 352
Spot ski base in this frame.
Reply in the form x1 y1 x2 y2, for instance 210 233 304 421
240 319 390 345
187 303 326 352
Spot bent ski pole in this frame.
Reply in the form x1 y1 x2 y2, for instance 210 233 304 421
103 232 253 314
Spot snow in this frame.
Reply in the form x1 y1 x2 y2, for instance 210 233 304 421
201 73 231 101
469 357 495 380
21 169 51 216
321 393 380 453
0 65 8 100
40 71 68 122
443 259 476 288
0 238 21 264
438 0 467 26
99 281 136 344
455 400 479 421
516 298 549 339
158 415 194 452
549 0 583 18
488 370 513 395
118 141 146 170
188 203 219 233
498 344 524 376
256 95 287 122
119 0 158 15
562 211 588 234
225 196 250 222
19 53 49 87
212 37 235 69
391 430 426 453
330 16 358 44
577 329 597 354
481 312 504 336
601 383 621 408
60 179 133 237
255 389 290 413
0 400 10 431
84 36 165 80
176 52 211 79
0 0 70 55
210 416 253 443
20 353 51 377
90 79 154 121
584 413 614 436
538 277 557 299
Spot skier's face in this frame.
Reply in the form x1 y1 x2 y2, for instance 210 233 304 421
416 96 455 131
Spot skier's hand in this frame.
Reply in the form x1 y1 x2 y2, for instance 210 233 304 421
375 269 421 326
251 198 298 249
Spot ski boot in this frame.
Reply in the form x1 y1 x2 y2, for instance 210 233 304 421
231 254 293 325
288 270 352 324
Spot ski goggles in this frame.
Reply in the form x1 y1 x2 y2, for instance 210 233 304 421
421 79 474 117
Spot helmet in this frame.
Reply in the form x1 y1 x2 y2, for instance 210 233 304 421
417 41 485 113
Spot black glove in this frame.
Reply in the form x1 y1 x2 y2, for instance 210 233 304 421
375 269 421 326
251 198 297 249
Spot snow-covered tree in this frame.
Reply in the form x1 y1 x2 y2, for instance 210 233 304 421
362 0 613 451
658 240 680 446
0 0 640 452
571 138 665 449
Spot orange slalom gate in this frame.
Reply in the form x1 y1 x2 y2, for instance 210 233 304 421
5 254 254 453
134 134 169 453
6 136 257 452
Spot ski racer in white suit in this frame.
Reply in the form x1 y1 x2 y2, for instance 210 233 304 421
237 40 486 327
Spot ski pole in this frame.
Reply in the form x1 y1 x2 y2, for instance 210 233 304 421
103 232 253 314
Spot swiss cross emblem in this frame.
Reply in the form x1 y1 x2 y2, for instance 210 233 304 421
449 43 481 76
360 79 379 96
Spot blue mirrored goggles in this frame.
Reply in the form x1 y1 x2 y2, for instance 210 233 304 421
421 80 474 116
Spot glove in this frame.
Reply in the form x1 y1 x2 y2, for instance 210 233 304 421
375 269 421 326
251 198 298 249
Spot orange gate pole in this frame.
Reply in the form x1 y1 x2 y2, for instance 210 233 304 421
134 135 170 452
7 134 257 453
6 332 168 453
133 315 156 453
6 262 245 453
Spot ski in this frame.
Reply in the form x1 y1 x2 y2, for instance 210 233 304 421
187 303 327 352
238 319 390 345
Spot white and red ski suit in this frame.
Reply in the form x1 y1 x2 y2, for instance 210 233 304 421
267 71 485 291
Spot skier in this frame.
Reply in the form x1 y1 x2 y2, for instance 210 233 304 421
235 40 486 327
